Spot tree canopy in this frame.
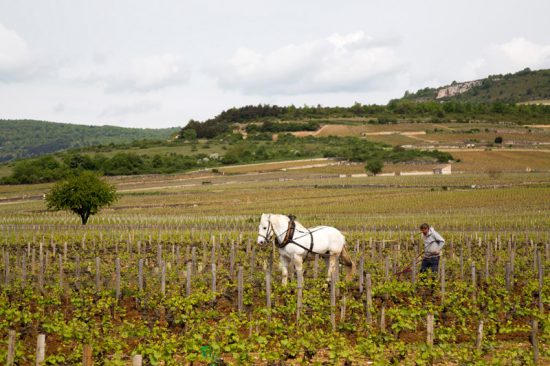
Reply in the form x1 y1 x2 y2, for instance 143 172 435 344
45 171 119 225
365 159 384 175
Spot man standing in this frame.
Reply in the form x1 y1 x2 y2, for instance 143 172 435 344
420 223 445 273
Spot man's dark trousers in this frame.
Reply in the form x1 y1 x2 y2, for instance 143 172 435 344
420 256 440 273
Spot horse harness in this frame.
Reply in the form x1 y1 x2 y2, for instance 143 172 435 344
273 215 328 258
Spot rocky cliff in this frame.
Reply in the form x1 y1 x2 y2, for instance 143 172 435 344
436 80 483 99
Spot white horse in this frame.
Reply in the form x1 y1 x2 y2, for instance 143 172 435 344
257 213 355 285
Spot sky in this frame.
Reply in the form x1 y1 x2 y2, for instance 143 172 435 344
1 0 550 129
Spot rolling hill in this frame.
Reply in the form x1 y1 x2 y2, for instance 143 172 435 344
0 119 180 163
402 68 550 103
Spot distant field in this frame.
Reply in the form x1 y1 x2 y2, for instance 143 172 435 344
74 140 227 158
428 132 550 144
519 99 550 105
0 164 11 179
287 149 541 175
364 133 430 146
219 158 335 174
290 121 550 148
449 149 550 172
1 168 549 231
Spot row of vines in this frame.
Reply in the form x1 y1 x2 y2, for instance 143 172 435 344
1 225 548 365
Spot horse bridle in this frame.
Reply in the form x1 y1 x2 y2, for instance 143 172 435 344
258 215 296 246
258 215 275 245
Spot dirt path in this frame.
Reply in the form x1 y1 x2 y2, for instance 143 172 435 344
439 147 550 153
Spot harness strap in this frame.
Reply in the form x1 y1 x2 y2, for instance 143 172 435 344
303 229 314 261
276 215 330 257
276 218 296 248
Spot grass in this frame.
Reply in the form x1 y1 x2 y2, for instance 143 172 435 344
71 139 229 158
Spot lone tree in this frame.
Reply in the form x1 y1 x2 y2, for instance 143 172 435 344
365 159 384 176
45 171 118 225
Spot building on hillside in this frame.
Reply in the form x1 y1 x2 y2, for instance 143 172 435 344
433 164 452 175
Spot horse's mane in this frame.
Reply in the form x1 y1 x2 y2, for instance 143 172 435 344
284 214 309 231
293 219 308 231
266 213 309 231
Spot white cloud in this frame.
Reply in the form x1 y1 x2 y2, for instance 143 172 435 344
211 32 405 95
99 100 161 118
497 37 550 69
60 53 190 93
106 54 190 93
0 23 33 81
462 37 550 80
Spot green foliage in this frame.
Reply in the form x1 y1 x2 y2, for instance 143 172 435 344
0 119 179 163
1 150 217 184
178 128 197 141
246 120 320 133
1 136 454 183
365 159 384 175
180 98 550 141
1 156 66 184
45 171 118 224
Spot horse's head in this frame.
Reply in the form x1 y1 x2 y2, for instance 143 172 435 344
257 213 272 246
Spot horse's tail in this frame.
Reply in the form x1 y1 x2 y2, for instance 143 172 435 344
340 244 356 281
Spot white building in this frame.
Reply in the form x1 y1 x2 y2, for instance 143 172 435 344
433 164 452 175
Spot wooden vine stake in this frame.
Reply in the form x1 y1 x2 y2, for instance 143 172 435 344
365 273 373 324
186 261 192 297
440 258 446 302
132 355 143 366
313 254 319 280
211 263 217 304
358 256 364 293
161 261 166 297
380 303 386 333
7 330 16 366
505 262 512 293
537 251 543 313
411 256 416 285
95 257 100 291
82 344 93 366
330 269 337 331
237 266 244 313
36 334 45 366
427 313 434 346
58 254 63 289
115 258 121 299
475 320 484 351
138 259 144 292
530 319 539 364
296 268 303 323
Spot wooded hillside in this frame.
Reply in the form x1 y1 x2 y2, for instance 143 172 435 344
0 119 179 163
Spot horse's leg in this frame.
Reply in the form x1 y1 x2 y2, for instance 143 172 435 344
293 254 304 275
280 255 290 286
324 256 330 281
293 254 304 290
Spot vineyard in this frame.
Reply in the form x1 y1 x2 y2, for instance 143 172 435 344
0 170 549 365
